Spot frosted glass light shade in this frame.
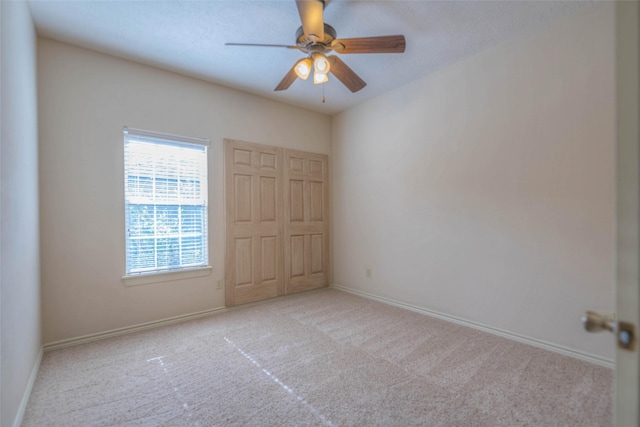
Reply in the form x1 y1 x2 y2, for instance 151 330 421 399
294 58 312 80
313 71 329 84
312 53 330 74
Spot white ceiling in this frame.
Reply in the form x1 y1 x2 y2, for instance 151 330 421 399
27 0 595 115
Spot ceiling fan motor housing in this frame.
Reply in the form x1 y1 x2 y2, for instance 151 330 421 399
296 23 337 49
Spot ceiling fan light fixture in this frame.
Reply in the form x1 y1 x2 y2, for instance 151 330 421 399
231 1 405 93
294 58 312 80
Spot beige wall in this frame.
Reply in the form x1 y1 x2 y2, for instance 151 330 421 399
331 3 616 360
1 1 42 426
38 39 331 344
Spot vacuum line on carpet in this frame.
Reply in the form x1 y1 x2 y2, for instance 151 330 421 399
147 356 201 426
224 337 335 427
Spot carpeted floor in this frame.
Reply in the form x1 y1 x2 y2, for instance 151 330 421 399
23 289 612 426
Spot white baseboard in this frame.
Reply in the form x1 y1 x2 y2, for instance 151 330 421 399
13 346 43 427
331 284 614 369
42 289 331 352
43 307 227 351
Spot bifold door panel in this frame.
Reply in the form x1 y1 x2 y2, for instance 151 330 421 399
225 140 284 306
225 140 328 306
284 150 329 294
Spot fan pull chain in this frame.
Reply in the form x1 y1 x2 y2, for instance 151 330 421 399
322 84 325 103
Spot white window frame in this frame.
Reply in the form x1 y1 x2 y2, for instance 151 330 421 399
122 126 211 286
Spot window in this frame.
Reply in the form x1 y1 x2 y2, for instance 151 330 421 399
123 127 209 281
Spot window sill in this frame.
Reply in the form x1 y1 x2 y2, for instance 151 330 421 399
122 266 212 287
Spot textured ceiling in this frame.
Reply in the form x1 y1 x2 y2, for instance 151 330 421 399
27 0 595 115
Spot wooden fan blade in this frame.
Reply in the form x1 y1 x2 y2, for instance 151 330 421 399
274 65 298 91
331 35 406 54
225 43 301 50
296 0 324 42
328 56 366 93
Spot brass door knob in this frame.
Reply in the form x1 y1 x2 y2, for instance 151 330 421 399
582 311 615 333
582 310 636 351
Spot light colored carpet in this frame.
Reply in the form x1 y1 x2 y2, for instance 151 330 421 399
23 289 612 426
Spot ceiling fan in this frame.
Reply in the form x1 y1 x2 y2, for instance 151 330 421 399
225 0 406 93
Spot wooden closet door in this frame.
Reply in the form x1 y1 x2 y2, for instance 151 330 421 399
284 149 329 294
225 140 283 306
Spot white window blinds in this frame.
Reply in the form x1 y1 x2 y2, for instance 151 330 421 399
123 127 209 275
